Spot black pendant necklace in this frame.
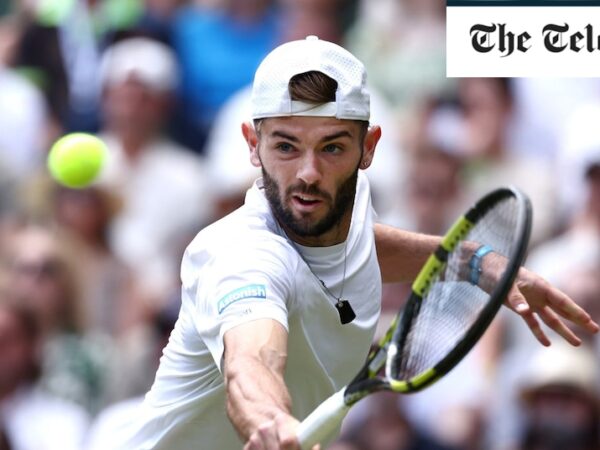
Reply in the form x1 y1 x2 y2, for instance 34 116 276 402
305 240 356 325
278 224 356 325
335 298 356 324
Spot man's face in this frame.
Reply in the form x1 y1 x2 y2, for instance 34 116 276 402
262 160 358 244
246 116 376 246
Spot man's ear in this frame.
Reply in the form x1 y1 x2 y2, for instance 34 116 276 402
360 125 381 170
242 121 261 168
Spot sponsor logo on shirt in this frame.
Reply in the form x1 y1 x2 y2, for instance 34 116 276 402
217 284 267 313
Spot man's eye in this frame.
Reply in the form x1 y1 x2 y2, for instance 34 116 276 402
323 144 341 153
276 143 294 153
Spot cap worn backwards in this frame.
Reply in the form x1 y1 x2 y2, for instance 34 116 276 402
251 36 370 121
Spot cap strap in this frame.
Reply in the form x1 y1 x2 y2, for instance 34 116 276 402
290 101 338 117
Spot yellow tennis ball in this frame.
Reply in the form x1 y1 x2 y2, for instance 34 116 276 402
47 133 107 188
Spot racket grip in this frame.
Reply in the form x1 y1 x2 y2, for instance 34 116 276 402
297 388 350 450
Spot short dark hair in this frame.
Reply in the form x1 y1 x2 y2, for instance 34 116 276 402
288 71 338 103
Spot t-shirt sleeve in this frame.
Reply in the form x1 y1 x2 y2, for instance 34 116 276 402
193 240 294 370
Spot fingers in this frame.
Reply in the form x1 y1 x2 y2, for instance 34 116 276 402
244 414 301 450
244 419 278 450
518 310 551 347
537 306 581 347
274 413 301 450
505 284 530 314
506 285 551 346
543 284 600 334
509 268 600 346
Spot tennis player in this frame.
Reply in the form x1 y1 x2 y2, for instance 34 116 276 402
117 36 598 450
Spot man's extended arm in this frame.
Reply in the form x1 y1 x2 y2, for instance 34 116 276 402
374 223 440 284
223 319 303 450
373 223 599 345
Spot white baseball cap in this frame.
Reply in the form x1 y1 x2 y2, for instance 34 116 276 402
100 37 178 93
251 36 370 121
519 343 599 401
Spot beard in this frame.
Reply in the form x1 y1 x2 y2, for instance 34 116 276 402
261 166 358 239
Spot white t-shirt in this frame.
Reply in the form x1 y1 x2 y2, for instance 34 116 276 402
116 172 382 449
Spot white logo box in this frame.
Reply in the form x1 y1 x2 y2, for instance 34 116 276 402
447 1 600 77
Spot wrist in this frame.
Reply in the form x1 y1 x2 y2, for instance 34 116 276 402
468 245 494 286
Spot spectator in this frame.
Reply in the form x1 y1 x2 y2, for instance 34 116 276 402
0 66 48 180
170 0 281 151
12 0 145 133
51 184 140 336
0 15 49 211
509 78 600 162
96 36 215 307
491 157 600 446
381 141 465 236
277 0 352 44
378 99 466 313
525 103 600 321
2 223 109 414
456 77 558 245
83 297 179 450
337 392 461 450
556 103 600 226
18 177 142 338
516 343 600 450
490 162 600 450
135 0 188 45
345 0 449 118
0 294 90 450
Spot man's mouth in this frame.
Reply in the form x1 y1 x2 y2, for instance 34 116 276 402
291 194 323 211
295 194 320 204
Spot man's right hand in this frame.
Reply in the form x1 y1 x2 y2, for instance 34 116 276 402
244 413 299 450
223 320 320 450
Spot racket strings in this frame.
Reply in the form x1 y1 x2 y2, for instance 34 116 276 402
393 197 521 381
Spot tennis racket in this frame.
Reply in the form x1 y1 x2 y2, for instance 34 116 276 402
297 186 532 449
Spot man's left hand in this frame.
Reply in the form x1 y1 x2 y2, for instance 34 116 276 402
504 267 600 346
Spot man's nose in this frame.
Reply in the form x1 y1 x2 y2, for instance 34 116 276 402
296 152 322 186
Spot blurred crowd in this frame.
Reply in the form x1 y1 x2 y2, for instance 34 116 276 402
0 0 600 449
